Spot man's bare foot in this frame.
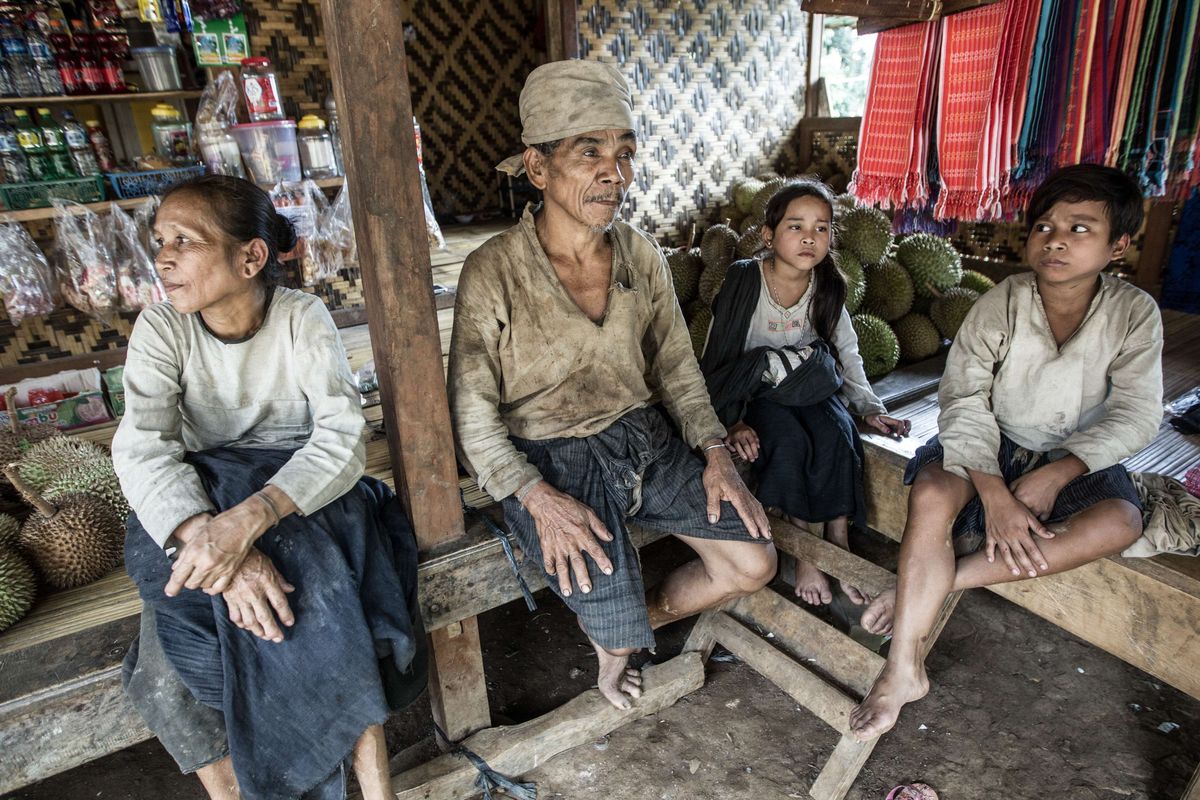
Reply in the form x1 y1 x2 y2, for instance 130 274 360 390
840 580 869 605
794 558 833 605
860 588 895 634
848 663 929 741
592 641 642 710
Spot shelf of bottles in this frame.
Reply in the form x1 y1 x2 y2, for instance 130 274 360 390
2 89 201 106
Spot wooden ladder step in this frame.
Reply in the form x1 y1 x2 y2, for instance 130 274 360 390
770 519 896 599
705 610 856 734
729 587 884 698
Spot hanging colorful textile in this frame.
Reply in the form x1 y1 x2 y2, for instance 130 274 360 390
1105 0 1150 166
931 2 1008 219
1161 189 1200 313
1118 0 1171 179
850 22 940 208
1055 0 1104 167
1168 10 1200 198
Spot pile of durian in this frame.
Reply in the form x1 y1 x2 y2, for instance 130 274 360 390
668 174 993 379
0 397 127 633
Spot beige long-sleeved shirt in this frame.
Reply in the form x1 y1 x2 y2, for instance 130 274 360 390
742 263 888 416
448 207 725 501
938 272 1163 481
112 287 366 547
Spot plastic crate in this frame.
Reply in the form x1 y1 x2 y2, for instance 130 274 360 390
106 165 206 199
0 175 106 211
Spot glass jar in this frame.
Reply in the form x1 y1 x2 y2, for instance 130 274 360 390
296 114 337 179
240 57 284 122
150 103 193 163
198 124 245 178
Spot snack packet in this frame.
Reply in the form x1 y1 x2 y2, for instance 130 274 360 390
0 220 58 325
53 200 117 326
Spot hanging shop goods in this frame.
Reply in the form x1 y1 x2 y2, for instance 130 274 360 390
0 220 56 325
853 0 1200 220
195 70 246 177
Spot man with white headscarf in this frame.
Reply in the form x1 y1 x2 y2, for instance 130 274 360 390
449 60 777 710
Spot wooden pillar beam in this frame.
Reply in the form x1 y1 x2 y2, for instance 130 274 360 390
321 0 490 741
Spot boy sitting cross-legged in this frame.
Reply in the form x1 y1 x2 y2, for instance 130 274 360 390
849 164 1164 741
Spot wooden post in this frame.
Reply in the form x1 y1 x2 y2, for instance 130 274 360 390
1134 200 1176 299
320 0 490 741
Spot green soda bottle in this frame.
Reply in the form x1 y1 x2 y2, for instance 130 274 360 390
36 108 77 179
13 109 53 182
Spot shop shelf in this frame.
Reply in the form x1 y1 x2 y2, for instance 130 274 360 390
0 175 106 211
105 165 206 199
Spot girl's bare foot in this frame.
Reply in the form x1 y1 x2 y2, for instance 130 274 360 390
794 558 833 605
860 588 895 634
840 579 869 605
848 662 929 741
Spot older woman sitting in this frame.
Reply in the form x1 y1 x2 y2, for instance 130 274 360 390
113 175 424 800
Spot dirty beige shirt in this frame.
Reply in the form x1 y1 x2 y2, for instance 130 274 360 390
448 207 725 501
938 272 1163 481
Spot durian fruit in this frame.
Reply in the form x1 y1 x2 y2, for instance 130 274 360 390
911 294 933 315
897 233 963 298
836 250 866 314
840 207 893 265
959 269 996 295
833 193 857 225
862 258 914 322
0 546 36 632
667 248 702 304
698 261 727 306
733 178 765 215
7 466 124 589
749 177 788 220
0 388 60 471
17 436 112 493
930 287 980 339
700 223 738 273
739 215 763 235
851 313 901 379
735 227 764 259
688 306 713 358
827 172 850 194
892 313 943 363
0 513 19 548
684 299 706 324
44 459 130 520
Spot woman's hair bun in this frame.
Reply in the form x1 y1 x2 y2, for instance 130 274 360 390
274 212 298 254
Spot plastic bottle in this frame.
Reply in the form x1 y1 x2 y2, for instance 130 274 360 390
13 109 53 181
240 57 284 122
197 123 245 178
0 60 15 97
297 114 337 179
93 29 124 93
71 24 102 94
323 92 344 176
60 109 99 176
0 114 31 182
24 20 63 95
48 27 79 95
0 18 42 97
35 107 75 178
85 119 115 171
150 103 193 163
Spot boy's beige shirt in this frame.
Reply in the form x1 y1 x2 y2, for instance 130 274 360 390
938 272 1163 480
448 208 725 502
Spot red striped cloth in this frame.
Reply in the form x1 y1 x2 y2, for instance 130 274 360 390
851 22 940 208
1105 0 1150 166
1056 0 1104 166
932 2 1009 220
993 0 1043 215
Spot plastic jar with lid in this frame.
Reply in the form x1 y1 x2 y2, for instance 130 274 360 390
296 114 339 179
240 57 284 122
149 103 193 163
198 124 246 178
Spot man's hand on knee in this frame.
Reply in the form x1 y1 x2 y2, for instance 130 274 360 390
701 442 771 539
523 481 615 597
218 549 295 643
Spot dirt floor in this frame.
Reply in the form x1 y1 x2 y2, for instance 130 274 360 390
4 533 1198 800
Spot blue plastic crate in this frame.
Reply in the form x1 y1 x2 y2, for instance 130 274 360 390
0 175 106 210
106 165 206 199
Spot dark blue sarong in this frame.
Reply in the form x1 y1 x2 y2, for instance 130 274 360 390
124 448 426 800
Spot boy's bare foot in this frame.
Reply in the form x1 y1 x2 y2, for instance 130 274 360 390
849 662 929 741
794 558 833 605
840 580 869 605
592 641 642 710
860 588 895 634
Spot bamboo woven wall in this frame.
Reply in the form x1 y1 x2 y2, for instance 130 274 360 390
576 0 809 244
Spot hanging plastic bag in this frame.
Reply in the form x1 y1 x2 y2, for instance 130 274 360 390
53 200 118 326
413 118 445 249
0 220 58 325
309 184 355 282
194 71 246 177
270 180 332 286
109 203 165 310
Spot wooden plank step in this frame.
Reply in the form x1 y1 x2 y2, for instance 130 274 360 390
729 588 884 699
391 651 705 799
705 610 856 734
770 519 896 599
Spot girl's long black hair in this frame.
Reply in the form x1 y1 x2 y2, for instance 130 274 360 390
761 179 847 361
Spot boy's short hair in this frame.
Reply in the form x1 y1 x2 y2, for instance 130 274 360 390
1026 164 1144 242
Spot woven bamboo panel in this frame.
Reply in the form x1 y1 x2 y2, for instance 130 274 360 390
576 0 809 244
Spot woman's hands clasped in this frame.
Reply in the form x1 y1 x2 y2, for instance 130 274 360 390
165 501 274 596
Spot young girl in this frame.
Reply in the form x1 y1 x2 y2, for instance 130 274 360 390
700 180 910 606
